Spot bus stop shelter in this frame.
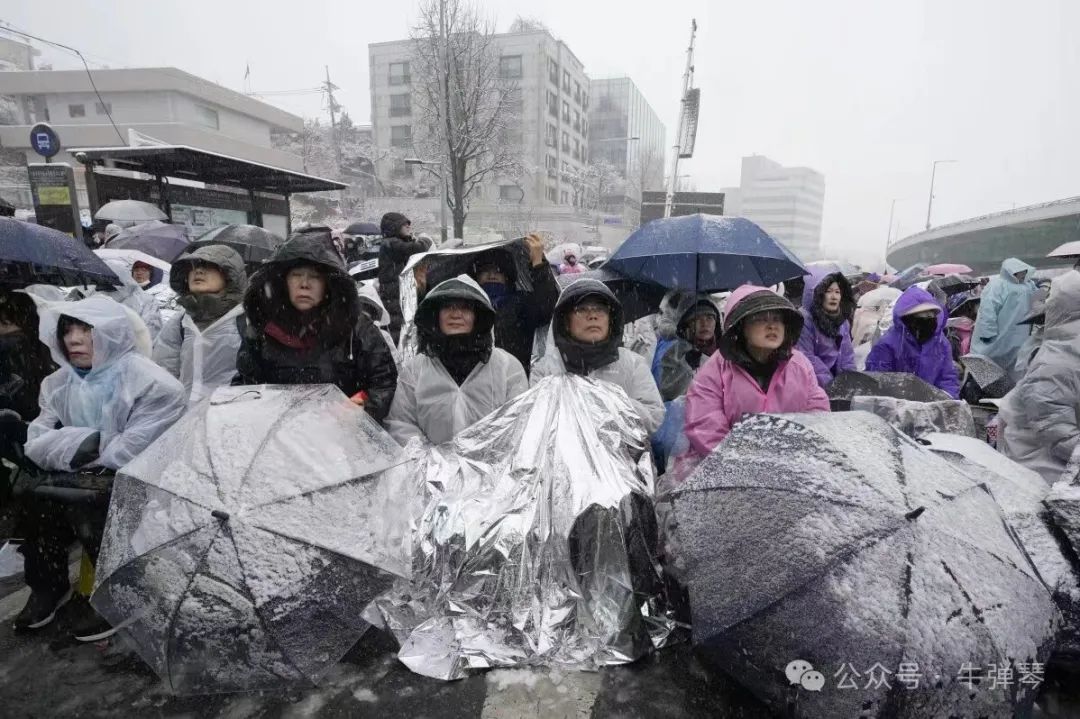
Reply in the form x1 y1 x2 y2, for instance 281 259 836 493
71 144 346 236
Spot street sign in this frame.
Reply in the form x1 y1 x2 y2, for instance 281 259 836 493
28 163 83 240
29 123 61 159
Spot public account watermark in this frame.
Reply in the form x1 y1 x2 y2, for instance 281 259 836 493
785 659 1045 692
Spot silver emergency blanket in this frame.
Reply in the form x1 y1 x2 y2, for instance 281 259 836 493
370 374 668 680
850 395 975 438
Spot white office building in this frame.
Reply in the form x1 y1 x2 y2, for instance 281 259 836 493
725 155 825 261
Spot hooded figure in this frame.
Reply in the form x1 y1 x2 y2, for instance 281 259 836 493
945 290 980 361
98 256 164 338
796 268 856 388
131 260 177 321
235 227 398 421
558 250 585 275
386 275 528 445
355 282 399 367
971 257 1037 373
683 286 830 457
652 292 721 402
1013 288 1048 379
531 278 664 435
997 271 1080 482
865 286 960 398
376 212 432 343
152 244 249 406
0 292 56 423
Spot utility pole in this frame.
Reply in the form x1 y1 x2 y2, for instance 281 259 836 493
664 19 697 219
323 65 342 169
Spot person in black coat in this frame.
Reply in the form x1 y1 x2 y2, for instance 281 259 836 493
235 226 398 422
377 212 432 344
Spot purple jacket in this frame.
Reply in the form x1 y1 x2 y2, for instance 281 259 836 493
796 268 856 388
865 286 960 398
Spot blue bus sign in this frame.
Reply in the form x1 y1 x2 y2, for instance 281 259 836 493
29 123 61 159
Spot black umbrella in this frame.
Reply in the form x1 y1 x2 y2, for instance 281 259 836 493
958 354 1009 401
671 412 1059 718
417 238 537 294
888 263 928 290
556 267 666 323
928 273 981 298
105 221 190 263
827 370 952 409
188 224 283 268
344 221 380 236
0 217 120 288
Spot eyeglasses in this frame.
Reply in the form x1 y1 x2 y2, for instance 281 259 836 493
745 311 785 326
571 303 610 317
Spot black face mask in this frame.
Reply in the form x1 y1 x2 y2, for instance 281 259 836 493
903 315 938 345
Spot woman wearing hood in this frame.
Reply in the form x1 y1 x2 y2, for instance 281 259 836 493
944 291 980 361
15 295 185 631
796 268 856 388
234 227 398 421
972 257 1037 375
997 270 1080 482
98 256 164 339
683 286 830 458
386 275 527 445
531 278 664 435
152 244 249 406
865 286 960 398
652 292 721 402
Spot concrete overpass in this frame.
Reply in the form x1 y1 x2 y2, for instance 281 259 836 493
887 196 1080 275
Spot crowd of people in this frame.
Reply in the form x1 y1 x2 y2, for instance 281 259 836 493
0 208 1070 654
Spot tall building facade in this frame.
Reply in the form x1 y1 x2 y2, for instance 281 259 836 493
368 29 590 206
732 155 825 261
587 77 665 199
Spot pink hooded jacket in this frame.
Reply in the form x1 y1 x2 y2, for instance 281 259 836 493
683 285 831 457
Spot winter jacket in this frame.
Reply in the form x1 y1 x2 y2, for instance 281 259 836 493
796 268 856 388
971 258 1037 372
355 282 399 367
0 292 56 422
377 231 433 342
998 270 1080 482
865 286 960 398
99 256 164 339
153 245 249 407
489 262 559 373
683 285 830 457
558 262 585 275
945 317 974 360
531 279 664 435
235 229 399 422
25 295 185 471
652 291 721 402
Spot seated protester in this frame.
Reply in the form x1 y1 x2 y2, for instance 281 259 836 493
531 278 664 436
998 270 1080 482
376 212 432 344
558 250 585 276
683 286 830 458
153 244 248 406
1014 289 1048 379
356 282 400 367
944 291 980 361
235 226 398 421
796 268 856 388
653 293 721 402
16 295 185 631
471 233 558 374
97 257 164 339
131 259 176 318
386 275 527 445
865 286 960 398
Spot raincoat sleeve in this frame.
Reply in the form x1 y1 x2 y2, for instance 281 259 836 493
625 355 665 436
864 338 898 372
934 343 961 399
96 372 186 470
24 377 99 471
385 236 432 261
525 262 559 329
139 296 163 340
683 356 730 457
838 332 856 374
796 324 835 387
657 342 695 402
794 354 832 411
385 359 425 446
152 311 184 379
353 319 399 423
1016 364 1080 464
507 356 529 399
973 280 1002 342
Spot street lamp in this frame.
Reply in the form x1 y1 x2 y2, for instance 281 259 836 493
925 159 957 231
887 198 900 246
404 157 448 243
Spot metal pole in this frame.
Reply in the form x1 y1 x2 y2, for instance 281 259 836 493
663 19 697 219
887 199 897 246
924 162 938 231
440 161 449 243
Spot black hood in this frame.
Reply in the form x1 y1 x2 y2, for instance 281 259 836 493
380 212 410 238
552 278 624 374
243 227 360 344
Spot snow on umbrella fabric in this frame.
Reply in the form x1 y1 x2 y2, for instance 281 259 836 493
605 214 807 293
925 263 973 276
189 224 283 266
670 411 1059 718
555 267 666 323
91 384 413 695
888 264 929 290
106 220 190 263
826 370 953 404
959 354 1008 396
0 217 121 288
94 199 169 223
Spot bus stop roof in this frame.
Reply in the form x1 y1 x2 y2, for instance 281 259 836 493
70 145 347 195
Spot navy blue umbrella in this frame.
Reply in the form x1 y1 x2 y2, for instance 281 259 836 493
556 267 666 323
0 218 120 288
105 220 190 263
605 214 807 293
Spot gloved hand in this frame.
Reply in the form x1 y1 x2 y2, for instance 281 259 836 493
71 431 101 468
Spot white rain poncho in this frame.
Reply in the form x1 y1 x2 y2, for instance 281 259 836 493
998 270 1080 483
99 256 164 339
25 294 186 471
152 304 245 407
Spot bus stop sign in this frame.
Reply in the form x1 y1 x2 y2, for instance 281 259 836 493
29 123 61 159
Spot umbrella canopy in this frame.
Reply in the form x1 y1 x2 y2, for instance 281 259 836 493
94 199 168 223
605 214 807 293
958 353 1009 402
105 220 190 263
91 384 413 694
188 224 283 266
0 217 120 288
94 248 172 274
925 262 973 276
556 267 666 323
929 273 981 298
344 221 381 236
806 259 860 277
888 263 928 290
827 370 953 404
1048 240 1080 259
671 412 1059 718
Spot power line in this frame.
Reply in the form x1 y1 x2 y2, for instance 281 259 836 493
1 23 127 144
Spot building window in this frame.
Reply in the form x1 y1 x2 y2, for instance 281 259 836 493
68 104 86 118
389 61 410 86
547 91 558 118
561 131 570 152
94 102 112 116
546 186 558 203
562 70 571 91
505 88 523 116
548 58 559 85
389 93 411 117
573 110 580 132
392 161 413 179
560 190 569 205
582 92 588 110
499 184 522 201
194 105 219 130
545 154 558 177
499 55 523 79
545 123 558 148
562 101 570 123
573 139 581 161
574 81 582 105
390 125 413 148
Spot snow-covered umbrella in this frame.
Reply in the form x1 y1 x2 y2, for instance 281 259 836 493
670 412 1060 718
959 354 1009 399
94 199 168 223
105 220 190 263
91 384 413 694
827 370 953 405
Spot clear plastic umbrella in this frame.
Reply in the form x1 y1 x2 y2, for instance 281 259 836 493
91 384 413 694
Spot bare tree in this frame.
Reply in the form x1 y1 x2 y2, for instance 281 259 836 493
411 0 524 238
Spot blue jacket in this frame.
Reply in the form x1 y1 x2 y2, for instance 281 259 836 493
971 258 1036 370
865 286 960 398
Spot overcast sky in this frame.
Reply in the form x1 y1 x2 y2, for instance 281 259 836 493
6 0 1078 266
